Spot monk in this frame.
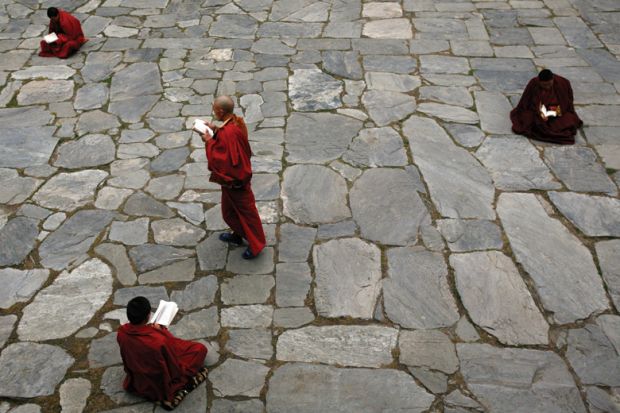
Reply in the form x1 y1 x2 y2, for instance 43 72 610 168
510 69 582 145
201 95 266 260
117 297 208 411
39 7 87 59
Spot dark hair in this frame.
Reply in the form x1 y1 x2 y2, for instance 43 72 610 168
538 69 553 81
47 7 59 18
127 296 151 325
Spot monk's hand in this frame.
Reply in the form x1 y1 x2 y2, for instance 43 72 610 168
201 132 212 144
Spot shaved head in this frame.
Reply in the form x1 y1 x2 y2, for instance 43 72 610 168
214 95 234 115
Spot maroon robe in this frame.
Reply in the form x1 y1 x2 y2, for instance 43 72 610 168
117 324 207 403
510 75 582 144
39 10 87 59
206 116 266 256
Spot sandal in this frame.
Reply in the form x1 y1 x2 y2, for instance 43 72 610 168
160 389 189 411
185 366 209 391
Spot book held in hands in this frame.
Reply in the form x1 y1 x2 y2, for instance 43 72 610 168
193 119 214 137
541 104 557 118
149 300 178 327
44 32 58 44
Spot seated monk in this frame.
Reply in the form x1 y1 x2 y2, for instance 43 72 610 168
117 297 208 411
39 7 87 59
511 69 582 145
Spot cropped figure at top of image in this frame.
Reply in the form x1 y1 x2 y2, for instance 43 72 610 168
198 95 266 260
510 69 582 145
39 7 87 59
117 297 208 411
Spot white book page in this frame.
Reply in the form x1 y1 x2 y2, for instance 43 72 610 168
44 33 58 43
541 105 557 117
148 300 165 324
158 302 178 327
193 119 213 137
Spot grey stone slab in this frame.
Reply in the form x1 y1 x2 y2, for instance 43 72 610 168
0 268 49 309
497 193 608 324
273 307 314 328
267 363 434 413
0 173 42 206
362 55 417 73
549 192 620 237
54 134 116 169
554 17 603 48
0 217 38 267
252 174 280 201
403 116 495 219
282 165 350 224
123 192 175 218
74 83 109 110
365 72 420 93
196 233 228 271
313 238 382 319
88 333 122 368
362 90 416 126
221 274 274 305
210 359 268 397
444 123 485 148
579 105 620 126
417 102 479 124
474 91 513 134
257 22 322 38
170 275 218 311
60 378 90 413
109 95 159 124
278 223 316 262
0 343 74 398
150 147 190 174
595 240 620 309
399 330 458 373
437 219 503 251
420 55 469 74
146 174 184 200
343 127 408 167
577 49 620 83
210 399 264 413
95 243 137 286
82 52 123 83
109 218 149 246
33 170 107 212
276 262 311 307
384 248 459 328
110 62 162 101
170 307 219 339
585 386 620 413
210 15 258 39
0 315 16 348
420 86 473 107
17 80 73 105
408 367 448 394
451 251 549 345
138 258 196 284
226 328 273 360
566 315 620 387
0 127 58 168
289 69 342 111
39 210 115 271
285 113 362 163
226 246 274 274
476 136 560 190
458 343 587 413
129 244 193 273
100 366 143 405
350 169 429 245
12 65 75 80
322 51 362 80
76 110 121 134
220 305 273 328
544 147 617 195
277 325 397 367
317 220 357 240
113 285 169 306
0 108 53 129
18 259 112 341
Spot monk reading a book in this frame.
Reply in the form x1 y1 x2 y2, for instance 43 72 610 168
39 7 87 59
510 69 582 145
198 95 266 260
117 297 208 411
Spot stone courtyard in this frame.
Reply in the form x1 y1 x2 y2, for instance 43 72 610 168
0 0 620 411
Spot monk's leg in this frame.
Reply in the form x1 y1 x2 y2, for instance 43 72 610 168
39 40 55 57
227 186 266 256
221 187 245 238
57 40 80 59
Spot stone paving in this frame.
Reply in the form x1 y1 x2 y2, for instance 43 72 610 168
0 0 619 412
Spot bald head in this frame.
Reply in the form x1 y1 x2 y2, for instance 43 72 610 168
214 95 234 117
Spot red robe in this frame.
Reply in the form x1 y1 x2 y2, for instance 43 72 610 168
206 116 266 256
117 324 207 403
39 10 87 59
510 75 582 144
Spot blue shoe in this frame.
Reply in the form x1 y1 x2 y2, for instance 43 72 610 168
242 248 257 260
219 232 243 245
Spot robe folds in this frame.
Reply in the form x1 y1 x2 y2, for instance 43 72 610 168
39 10 87 59
510 75 582 145
206 116 266 256
117 323 207 403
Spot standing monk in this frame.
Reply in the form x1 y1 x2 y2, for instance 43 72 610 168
202 96 266 259
117 297 208 411
510 69 582 145
39 7 87 59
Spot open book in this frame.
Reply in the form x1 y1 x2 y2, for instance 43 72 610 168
44 32 59 44
541 104 557 118
149 300 178 327
193 119 214 137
